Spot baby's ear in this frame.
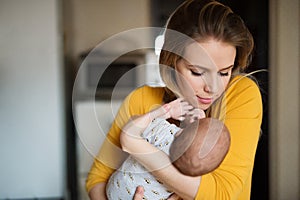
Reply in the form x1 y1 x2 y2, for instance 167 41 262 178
169 122 197 163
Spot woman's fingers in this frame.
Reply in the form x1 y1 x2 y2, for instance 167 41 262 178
133 186 182 200
133 186 144 200
167 193 182 200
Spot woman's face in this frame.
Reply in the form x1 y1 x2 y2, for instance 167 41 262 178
175 39 236 110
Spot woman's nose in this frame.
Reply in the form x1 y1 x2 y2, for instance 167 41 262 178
204 83 216 93
203 75 220 94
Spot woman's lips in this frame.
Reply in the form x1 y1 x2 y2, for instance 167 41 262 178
197 96 213 104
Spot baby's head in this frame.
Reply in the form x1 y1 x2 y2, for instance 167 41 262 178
169 118 230 176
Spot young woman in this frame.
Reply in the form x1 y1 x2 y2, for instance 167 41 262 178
86 0 263 199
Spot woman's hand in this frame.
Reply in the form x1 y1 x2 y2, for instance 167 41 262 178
133 186 144 200
133 186 182 200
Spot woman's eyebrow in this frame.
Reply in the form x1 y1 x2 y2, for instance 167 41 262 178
187 64 234 71
186 63 209 70
220 65 234 71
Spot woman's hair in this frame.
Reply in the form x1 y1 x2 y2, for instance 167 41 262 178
160 0 254 102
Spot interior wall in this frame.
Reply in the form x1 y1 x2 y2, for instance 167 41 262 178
0 0 65 198
62 1 151 198
269 0 300 199
63 0 151 63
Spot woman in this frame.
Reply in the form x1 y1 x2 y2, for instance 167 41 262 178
87 0 263 199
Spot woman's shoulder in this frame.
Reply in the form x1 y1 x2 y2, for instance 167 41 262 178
128 85 165 101
126 85 165 113
227 75 261 96
224 74 262 115
131 85 166 96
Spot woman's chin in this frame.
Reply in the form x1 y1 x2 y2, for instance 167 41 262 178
196 102 213 111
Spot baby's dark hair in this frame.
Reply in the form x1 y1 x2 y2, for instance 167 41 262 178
170 118 230 176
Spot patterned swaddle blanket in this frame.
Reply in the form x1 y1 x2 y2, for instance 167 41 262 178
106 118 180 200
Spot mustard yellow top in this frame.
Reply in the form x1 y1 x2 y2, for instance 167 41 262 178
86 75 263 200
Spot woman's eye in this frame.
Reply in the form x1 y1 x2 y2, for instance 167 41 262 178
190 70 204 76
219 72 229 76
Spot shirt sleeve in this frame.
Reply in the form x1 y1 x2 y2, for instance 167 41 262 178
196 76 263 199
85 86 164 192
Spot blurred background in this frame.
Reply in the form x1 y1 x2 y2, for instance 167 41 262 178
0 0 299 199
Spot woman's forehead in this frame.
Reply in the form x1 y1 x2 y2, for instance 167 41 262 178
182 42 216 70
182 40 236 70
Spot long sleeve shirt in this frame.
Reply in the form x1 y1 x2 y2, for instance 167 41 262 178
86 75 263 200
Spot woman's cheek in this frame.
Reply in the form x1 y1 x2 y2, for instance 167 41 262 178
223 77 231 90
178 73 196 94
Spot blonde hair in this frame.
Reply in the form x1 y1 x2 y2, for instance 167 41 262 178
159 0 254 105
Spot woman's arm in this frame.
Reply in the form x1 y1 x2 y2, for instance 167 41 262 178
88 182 107 200
86 87 156 197
120 99 202 200
120 121 201 200
86 87 192 198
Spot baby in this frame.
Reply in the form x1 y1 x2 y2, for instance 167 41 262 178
170 117 230 176
106 99 230 200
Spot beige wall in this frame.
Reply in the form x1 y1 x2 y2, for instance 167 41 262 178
0 0 65 197
269 0 300 199
63 0 150 62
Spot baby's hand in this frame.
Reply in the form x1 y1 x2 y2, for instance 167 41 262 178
164 98 193 121
186 108 206 123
